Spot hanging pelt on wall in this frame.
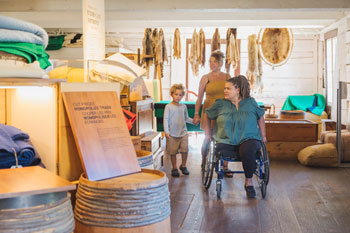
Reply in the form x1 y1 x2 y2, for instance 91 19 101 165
211 28 220 52
246 34 263 93
173 28 181 59
142 28 153 78
225 28 240 74
152 28 160 66
188 29 200 76
158 28 168 78
198 29 206 68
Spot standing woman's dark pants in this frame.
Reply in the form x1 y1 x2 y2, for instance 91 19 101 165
238 139 261 178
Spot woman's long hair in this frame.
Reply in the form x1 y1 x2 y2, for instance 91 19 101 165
227 75 251 99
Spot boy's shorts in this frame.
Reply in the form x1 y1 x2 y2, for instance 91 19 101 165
166 134 189 155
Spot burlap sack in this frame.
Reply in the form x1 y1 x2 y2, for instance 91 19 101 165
321 131 350 162
298 143 338 167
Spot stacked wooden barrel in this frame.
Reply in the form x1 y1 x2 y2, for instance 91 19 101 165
74 169 171 233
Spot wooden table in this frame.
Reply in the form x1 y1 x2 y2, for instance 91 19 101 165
0 166 75 199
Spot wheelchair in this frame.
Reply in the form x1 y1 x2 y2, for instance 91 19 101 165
202 139 270 198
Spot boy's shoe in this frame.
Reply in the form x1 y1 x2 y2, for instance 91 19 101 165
179 165 190 175
171 169 180 177
244 185 256 198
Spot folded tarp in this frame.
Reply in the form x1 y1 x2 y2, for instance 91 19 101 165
0 42 51 69
0 15 48 48
281 94 325 116
0 124 36 169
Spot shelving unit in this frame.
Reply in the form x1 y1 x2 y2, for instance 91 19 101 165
0 79 120 181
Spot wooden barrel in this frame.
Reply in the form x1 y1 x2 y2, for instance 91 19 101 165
280 110 305 120
0 192 74 232
136 150 153 167
74 169 171 233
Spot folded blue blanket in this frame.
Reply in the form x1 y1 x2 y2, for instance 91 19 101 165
0 124 36 169
0 28 45 46
0 15 48 48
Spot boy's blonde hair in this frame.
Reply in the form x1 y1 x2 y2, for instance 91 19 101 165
170 84 186 96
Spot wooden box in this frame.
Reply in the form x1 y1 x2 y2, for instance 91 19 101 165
130 99 154 136
266 119 318 142
131 136 141 150
141 131 161 153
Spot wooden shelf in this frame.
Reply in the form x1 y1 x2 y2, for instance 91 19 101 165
0 78 65 87
0 166 76 199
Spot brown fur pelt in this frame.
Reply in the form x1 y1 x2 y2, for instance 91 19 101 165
173 28 181 59
246 34 263 92
225 28 239 73
198 29 206 68
188 29 200 76
211 28 220 52
142 28 153 78
261 28 291 65
159 28 168 64
152 28 160 66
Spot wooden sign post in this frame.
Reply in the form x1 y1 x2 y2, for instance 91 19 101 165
62 91 141 181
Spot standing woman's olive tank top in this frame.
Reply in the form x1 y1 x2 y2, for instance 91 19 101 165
200 79 227 130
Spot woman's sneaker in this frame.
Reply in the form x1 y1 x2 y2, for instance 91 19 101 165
179 165 190 175
171 169 180 177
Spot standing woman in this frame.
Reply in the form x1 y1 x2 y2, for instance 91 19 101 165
205 75 267 198
193 50 231 175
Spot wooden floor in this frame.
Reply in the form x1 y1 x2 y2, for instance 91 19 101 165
163 134 350 233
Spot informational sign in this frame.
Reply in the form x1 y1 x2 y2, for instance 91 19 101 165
83 0 105 81
62 91 141 181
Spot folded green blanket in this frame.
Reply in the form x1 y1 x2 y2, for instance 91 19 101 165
0 42 51 69
281 94 325 116
46 35 66 50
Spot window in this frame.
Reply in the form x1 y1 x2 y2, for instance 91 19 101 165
325 29 338 106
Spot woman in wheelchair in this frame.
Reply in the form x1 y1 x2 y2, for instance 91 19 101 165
204 75 267 198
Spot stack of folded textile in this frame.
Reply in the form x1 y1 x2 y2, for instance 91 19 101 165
90 53 146 86
0 124 42 169
0 15 51 78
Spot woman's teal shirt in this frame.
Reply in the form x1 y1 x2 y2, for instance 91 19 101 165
205 98 265 146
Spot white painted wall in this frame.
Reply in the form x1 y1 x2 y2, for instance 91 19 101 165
320 15 350 126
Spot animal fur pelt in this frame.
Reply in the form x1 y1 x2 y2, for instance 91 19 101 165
261 28 291 65
211 28 220 52
158 28 168 78
159 29 168 64
198 29 206 68
188 29 200 76
152 28 160 66
173 28 181 59
142 28 153 78
225 28 240 73
246 34 263 93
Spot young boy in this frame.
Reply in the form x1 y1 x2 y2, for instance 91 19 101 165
164 84 193 177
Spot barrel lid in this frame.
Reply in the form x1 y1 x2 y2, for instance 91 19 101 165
79 169 167 190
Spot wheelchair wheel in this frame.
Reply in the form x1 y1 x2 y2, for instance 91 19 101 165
202 140 215 190
256 142 270 198
216 180 222 198
261 142 270 185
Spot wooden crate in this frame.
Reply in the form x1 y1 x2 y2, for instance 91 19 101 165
141 131 162 153
266 119 318 142
131 136 141 150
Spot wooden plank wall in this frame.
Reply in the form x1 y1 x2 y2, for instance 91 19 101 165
120 28 319 113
